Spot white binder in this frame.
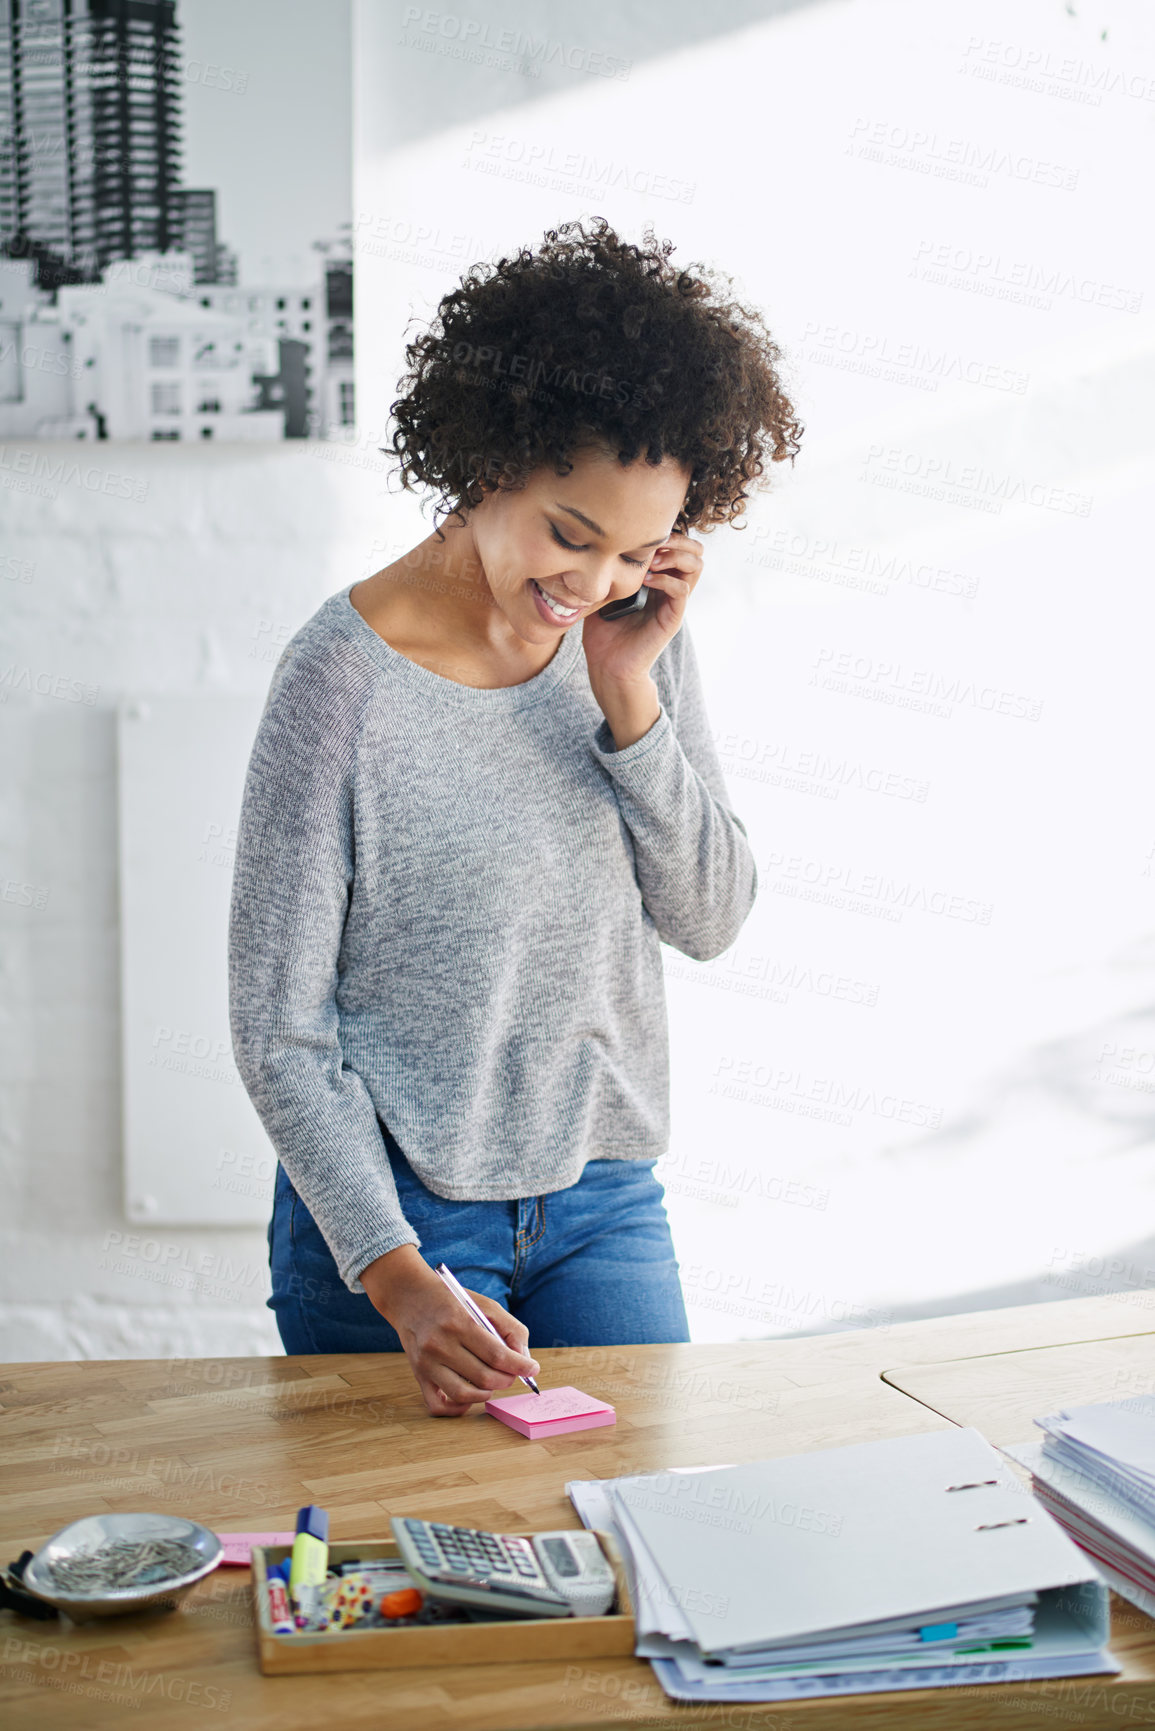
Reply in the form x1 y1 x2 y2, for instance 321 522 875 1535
612 1426 1110 1660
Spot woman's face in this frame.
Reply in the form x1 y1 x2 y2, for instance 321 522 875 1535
466 444 692 642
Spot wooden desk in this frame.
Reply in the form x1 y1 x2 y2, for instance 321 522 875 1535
2 1293 1153 1729
882 1329 1155 1446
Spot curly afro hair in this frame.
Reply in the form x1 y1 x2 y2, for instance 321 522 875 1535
387 216 803 537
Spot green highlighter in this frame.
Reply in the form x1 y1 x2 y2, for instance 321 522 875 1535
289 1505 329 1609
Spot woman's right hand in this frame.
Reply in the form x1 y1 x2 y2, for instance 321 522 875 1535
360 1245 541 1417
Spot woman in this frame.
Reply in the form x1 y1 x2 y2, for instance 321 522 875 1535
228 217 802 1416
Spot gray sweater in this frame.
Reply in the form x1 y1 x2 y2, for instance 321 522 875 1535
227 583 758 1292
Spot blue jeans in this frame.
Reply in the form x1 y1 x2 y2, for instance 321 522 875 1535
267 1132 691 1354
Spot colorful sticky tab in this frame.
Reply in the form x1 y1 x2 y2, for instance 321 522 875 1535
919 1622 959 1641
216 1532 296 1565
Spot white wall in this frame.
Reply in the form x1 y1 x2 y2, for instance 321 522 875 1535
2 0 1153 1360
0 443 431 1357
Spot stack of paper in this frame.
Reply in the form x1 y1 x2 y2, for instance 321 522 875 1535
569 1427 1118 1704
1004 1394 1155 1621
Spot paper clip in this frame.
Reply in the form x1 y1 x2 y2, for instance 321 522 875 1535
975 1518 1029 1530
945 1479 999 1491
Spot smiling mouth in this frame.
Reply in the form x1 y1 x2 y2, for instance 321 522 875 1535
531 579 583 620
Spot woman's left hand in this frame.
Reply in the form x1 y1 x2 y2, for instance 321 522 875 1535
580 529 704 690
580 531 704 748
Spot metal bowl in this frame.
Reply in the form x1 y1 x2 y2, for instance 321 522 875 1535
22 1512 223 1622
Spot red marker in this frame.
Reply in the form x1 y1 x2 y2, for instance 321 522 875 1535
267 1575 293 1634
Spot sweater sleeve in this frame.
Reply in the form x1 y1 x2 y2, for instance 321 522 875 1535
587 622 758 961
227 646 420 1293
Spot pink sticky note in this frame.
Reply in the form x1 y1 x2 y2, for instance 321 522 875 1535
216 1532 296 1565
484 1385 616 1439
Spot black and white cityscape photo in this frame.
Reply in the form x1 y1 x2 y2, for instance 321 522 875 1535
0 0 352 440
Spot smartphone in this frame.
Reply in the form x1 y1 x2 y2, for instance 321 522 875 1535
598 589 649 621
597 511 688 620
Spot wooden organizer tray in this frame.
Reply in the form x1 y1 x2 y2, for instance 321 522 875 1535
251 1532 636 1674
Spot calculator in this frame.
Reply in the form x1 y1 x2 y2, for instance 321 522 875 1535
390 1518 616 1618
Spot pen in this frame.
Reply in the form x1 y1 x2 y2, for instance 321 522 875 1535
434 1262 541 1395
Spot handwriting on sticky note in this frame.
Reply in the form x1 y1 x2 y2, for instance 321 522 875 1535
487 1386 612 1421
522 1388 602 1419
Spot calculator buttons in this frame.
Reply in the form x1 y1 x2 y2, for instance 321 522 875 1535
392 1518 570 1615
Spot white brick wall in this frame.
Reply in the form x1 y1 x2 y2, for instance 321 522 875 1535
0 440 424 1359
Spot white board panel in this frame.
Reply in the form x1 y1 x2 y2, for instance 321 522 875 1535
117 694 274 1225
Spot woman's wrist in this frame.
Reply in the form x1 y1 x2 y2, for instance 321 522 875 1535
360 1242 429 1321
590 676 661 752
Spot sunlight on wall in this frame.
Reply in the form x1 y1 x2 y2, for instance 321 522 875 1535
355 0 1155 1340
